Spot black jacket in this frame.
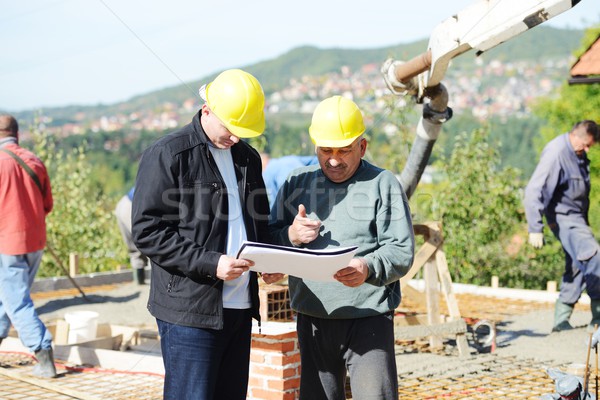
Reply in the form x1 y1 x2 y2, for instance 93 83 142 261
132 112 270 329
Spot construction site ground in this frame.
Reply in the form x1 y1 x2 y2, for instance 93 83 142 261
1 278 598 399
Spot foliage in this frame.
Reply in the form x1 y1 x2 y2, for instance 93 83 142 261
429 127 563 288
436 113 544 178
434 128 523 284
31 120 127 277
259 112 314 157
44 128 163 198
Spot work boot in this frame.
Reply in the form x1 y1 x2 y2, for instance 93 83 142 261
589 299 600 331
134 268 145 285
32 348 57 378
552 300 574 332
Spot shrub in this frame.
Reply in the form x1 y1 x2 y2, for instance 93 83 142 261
31 120 127 277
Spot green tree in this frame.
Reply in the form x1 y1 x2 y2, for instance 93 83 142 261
434 128 527 285
31 120 127 277
362 95 420 174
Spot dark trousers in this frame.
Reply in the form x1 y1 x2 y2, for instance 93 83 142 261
296 312 398 400
157 308 252 400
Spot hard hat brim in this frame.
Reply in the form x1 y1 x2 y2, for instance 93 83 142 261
226 118 265 138
209 102 265 138
310 135 360 148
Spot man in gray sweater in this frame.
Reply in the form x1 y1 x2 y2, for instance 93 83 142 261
265 96 415 399
524 120 600 332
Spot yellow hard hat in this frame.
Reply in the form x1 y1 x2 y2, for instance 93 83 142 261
309 96 365 147
204 69 265 138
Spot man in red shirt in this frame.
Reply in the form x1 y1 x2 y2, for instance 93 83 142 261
0 114 56 378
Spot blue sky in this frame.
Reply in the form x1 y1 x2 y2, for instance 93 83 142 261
1 0 598 111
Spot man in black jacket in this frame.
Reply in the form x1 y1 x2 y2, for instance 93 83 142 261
132 69 271 400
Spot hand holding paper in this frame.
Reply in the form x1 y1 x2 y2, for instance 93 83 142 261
334 258 369 287
216 255 253 281
236 241 358 282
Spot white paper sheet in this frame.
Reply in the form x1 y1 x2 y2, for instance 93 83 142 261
236 241 358 282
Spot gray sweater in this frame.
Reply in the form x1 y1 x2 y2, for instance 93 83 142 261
269 160 414 319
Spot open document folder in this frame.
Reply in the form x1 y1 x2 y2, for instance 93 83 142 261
236 241 358 282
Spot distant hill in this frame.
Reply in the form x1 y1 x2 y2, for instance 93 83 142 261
129 26 583 108
14 25 583 123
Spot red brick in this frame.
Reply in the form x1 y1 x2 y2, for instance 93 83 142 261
251 339 296 352
268 351 301 366
267 377 301 392
251 364 283 377
250 352 266 363
250 364 298 379
282 366 298 378
273 331 298 340
248 375 266 389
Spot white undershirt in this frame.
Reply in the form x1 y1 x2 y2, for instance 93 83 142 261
208 145 250 309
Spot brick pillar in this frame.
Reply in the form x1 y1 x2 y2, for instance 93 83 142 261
247 323 300 400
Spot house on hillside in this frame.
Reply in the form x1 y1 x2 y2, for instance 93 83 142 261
569 34 600 85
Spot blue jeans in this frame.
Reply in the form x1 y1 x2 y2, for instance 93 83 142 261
296 312 398 400
157 308 252 400
0 251 53 352
551 215 600 304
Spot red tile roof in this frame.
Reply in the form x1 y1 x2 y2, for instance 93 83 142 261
571 35 600 76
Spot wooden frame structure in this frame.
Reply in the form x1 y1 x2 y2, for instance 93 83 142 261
395 222 470 356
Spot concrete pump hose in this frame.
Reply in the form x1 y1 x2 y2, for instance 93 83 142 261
399 135 434 200
399 83 451 199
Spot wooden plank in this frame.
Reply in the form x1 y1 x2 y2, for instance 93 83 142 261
400 240 438 287
435 249 470 356
52 346 165 375
395 314 432 327
425 259 443 349
53 319 70 345
435 249 462 319
31 270 133 292
71 335 123 351
402 222 468 356
394 319 467 341
97 324 140 350
69 253 79 276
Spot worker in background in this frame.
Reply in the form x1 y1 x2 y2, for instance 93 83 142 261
132 69 271 400
262 154 318 204
114 186 147 285
265 96 415 399
0 114 57 378
524 120 600 332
